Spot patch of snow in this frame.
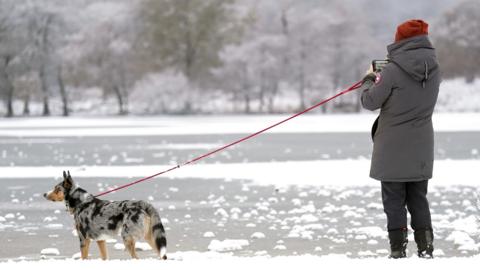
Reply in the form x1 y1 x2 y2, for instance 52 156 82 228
208 239 249 252
214 208 229 219
343 211 362 218
355 235 368 240
45 224 63 229
40 248 60 256
367 240 378 245
149 144 223 150
251 232 266 239
43 217 57 222
358 250 377 257
273 245 287 250
169 187 179 193
203 232 215 238
446 231 479 251
135 242 153 251
72 252 81 259
347 227 385 238
113 243 125 250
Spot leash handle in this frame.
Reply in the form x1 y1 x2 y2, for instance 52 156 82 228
94 80 364 197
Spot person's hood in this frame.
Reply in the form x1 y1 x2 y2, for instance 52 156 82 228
387 35 439 87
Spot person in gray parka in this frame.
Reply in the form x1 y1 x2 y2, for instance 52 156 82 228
360 19 440 259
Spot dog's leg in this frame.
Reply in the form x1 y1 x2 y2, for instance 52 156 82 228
80 238 91 260
124 236 139 259
97 240 108 260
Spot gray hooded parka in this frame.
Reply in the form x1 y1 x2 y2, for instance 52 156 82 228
361 35 440 182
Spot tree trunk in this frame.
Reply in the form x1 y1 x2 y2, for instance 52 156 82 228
39 68 50 116
6 97 13 117
258 70 266 113
57 66 69 116
298 76 306 111
113 85 127 115
23 95 30 116
244 93 251 114
183 100 192 114
0 57 14 117
267 81 279 113
298 41 307 111
241 64 251 114
39 15 53 117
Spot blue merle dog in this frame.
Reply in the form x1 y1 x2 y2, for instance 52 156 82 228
44 171 167 260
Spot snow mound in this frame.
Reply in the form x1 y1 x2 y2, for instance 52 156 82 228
203 232 216 238
208 239 249 252
251 232 266 239
446 231 479 251
40 248 60 256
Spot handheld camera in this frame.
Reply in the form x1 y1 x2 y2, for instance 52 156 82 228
372 59 390 72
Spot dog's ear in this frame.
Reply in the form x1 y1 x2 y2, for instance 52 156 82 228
63 171 73 189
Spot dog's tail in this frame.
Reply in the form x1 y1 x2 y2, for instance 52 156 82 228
143 202 167 260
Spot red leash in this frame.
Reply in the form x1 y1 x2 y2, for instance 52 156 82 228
95 80 364 197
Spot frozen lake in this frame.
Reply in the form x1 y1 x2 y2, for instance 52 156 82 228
0 115 479 261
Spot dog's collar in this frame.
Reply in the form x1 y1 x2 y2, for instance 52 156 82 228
70 195 95 214
64 187 94 214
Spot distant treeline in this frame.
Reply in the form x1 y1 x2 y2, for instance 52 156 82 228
0 0 477 117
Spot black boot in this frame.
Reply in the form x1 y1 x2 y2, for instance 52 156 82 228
414 229 434 258
388 228 408 259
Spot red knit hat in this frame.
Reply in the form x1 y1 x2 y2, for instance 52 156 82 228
395 19 429 42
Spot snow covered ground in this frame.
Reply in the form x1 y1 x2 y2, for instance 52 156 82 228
0 113 479 267
0 113 480 136
1 253 480 270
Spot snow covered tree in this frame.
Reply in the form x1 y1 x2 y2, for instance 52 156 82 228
434 0 480 83
1 0 75 117
215 37 284 114
0 0 29 117
139 0 245 113
0 3 16 117
70 0 142 115
26 6 61 116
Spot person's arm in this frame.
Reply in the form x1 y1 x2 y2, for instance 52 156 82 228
361 65 395 111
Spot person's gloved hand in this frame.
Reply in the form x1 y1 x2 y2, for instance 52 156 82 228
362 64 376 83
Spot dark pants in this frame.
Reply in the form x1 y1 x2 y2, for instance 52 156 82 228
381 180 432 231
